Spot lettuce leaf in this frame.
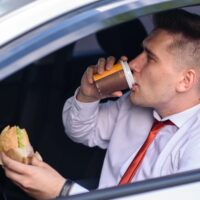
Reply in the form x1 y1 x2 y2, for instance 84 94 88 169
16 126 24 148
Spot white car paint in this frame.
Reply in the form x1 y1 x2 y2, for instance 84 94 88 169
115 182 200 200
0 0 99 46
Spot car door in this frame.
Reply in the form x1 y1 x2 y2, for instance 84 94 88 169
0 0 200 199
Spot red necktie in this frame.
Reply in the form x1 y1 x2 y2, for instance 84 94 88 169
119 120 173 185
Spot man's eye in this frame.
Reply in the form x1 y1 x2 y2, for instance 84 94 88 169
147 55 154 62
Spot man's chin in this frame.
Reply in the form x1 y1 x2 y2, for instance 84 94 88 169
129 93 139 105
129 93 149 107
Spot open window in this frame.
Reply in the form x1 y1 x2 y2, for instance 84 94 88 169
0 0 200 199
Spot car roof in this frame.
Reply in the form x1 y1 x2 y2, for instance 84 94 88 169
0 0 34 17
0 0 99 46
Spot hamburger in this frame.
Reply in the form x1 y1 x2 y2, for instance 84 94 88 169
0 125 41 164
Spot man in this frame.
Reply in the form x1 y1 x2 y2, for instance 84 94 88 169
1 8 200 200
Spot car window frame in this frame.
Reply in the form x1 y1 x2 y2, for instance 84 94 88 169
57 169 200 200
0 0 199 81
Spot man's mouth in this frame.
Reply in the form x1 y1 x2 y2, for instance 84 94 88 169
131 83 139 92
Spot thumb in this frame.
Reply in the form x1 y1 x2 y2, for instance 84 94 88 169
30 155 44 167
111 91 123 97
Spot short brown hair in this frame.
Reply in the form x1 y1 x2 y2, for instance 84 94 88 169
153 8 200 40
153 9 200 69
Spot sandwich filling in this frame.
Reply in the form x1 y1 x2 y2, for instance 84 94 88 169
16 126 24 148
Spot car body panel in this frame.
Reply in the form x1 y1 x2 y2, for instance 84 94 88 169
0 0 99 46
58 169 200 200
0 0 34 17
117 182 200 200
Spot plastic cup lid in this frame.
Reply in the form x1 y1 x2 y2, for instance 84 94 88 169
120 60 135 89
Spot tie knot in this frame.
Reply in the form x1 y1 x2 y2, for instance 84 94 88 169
152 120 174 131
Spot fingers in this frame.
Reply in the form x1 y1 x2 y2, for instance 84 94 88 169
84 57 116 84
96 56 127 71
120 55 128 62
5 168 24 186
86 56 126 83
97 56 116 72
1 153 27 174
97 57 106 74
0 153 29 186
111 91 123 97
86 66 95 84
105 56 116 70
30 156 45 168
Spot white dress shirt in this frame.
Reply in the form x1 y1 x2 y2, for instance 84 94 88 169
62 92 200 194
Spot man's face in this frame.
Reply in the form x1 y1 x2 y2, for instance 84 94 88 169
129 29 184 114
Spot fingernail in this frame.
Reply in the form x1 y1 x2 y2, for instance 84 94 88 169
106 64 112 70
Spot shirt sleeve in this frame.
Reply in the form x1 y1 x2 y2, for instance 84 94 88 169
69 183 88 195
62 88 123 149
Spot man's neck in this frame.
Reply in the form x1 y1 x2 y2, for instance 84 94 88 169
156 97 200 118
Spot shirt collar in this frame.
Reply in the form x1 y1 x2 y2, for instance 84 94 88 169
153 104 200 128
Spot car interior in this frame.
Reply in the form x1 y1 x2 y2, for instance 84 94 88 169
0 17 147 200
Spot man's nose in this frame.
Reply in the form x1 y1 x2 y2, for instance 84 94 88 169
129 53 145 73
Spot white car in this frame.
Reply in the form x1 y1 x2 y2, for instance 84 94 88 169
0 1 200 200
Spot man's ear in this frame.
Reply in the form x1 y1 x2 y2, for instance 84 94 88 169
176 69 196 92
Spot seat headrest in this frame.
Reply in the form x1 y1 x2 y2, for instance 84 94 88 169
96 19 147 60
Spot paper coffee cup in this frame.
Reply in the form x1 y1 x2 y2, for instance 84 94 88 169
93 61 135 95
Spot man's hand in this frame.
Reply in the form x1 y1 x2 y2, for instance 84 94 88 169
77 56 128 102
0 153 66 200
